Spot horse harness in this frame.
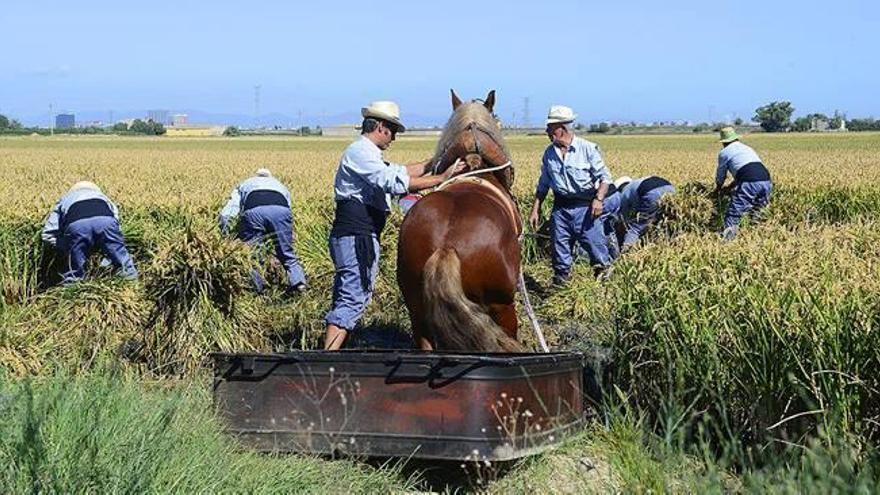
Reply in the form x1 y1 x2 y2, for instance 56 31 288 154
437 174 522 237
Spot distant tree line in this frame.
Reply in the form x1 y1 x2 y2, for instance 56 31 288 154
847 118 880 132
0 115 166 135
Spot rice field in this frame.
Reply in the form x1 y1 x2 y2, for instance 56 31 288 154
1 132 880 492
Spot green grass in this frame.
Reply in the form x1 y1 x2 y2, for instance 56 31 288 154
0 371 417 493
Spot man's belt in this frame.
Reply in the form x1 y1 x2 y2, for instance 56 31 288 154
243 189 289 210
636 176 672 196
552 194 593 208
734 162 771 183
61 198 114 230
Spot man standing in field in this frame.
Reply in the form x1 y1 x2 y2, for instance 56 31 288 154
715 127 773 241
529 105 614 286
219 168 307 296
613 175 676 251
41 181 139 284
324 101 465 350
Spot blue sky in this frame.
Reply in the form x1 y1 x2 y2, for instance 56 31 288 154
1 0 877 126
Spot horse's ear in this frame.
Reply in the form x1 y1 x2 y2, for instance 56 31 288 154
483 90 496 112
451 89 462 110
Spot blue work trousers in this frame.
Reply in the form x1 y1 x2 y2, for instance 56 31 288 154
623 184 676 248
324 235 380 331
600 193 622 261
724 181 772 229
551 204 611 277
238 205 307 291
57 216 138 284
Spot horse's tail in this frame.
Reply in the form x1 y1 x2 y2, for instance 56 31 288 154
422 248 525 352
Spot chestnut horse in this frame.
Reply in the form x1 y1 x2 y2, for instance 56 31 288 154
397 90 525 352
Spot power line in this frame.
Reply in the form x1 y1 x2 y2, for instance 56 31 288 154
254 85 261 128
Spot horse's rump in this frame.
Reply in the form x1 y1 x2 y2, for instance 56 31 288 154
397 89 523 353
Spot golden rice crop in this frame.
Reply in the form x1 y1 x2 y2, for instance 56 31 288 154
1 131 879 455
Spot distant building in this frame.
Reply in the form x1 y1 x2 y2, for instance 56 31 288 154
322 124 360 137
55 113 75 129
147 110 170 125
164 125 225 137
810 117 830 132
172 114 188 126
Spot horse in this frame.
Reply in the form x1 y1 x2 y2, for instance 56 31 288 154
397 90 526 352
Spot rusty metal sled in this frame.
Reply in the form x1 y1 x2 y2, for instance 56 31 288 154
211 350 587 461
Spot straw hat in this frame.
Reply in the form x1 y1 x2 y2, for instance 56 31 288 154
546 105 578 125
719 127 740 143
255 168 272 177
614 176 632 190
69 181 100 193
361 101 406 133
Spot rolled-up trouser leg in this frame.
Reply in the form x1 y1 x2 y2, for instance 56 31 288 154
58 220 96 284
261 205 307 288
239 209 268 293
94 217 138 280
324 235 380 331
623 184 675 248
550 206 574 278
724 181 771 229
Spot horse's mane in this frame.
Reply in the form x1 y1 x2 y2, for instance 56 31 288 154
433 102 511 166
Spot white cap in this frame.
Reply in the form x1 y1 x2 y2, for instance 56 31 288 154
69 181 101 193
546 105 577 125
361 100 406 132
255 168 272 177
614 176 633 189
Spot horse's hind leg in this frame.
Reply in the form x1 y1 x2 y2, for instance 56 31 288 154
488 302 518 340
403 290 434 351
410 313 434 351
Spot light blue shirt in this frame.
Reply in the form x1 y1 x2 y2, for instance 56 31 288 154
219 175 292 225
617 177 648 218
535 136 612 200
716 141 762 187
42 188 119 246
334 136 410 212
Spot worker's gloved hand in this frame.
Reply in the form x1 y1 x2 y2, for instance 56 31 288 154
99 257 112 268
219 218 230 236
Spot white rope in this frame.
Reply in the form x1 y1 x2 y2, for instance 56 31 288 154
436 161 512 190
519 271 549 353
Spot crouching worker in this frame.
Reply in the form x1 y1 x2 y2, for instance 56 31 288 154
614 175 676 252
219 168 307 296
41 181 138 284
716 127 773 241
324 101 465 350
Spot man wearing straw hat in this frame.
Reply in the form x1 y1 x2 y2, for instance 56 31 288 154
715 127 773 241
529 105 614 286
41 181 139 284
219 168 307 296
324 101 465 350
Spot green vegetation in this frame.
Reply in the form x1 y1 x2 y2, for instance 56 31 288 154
754 101 795 132
1 133 879 491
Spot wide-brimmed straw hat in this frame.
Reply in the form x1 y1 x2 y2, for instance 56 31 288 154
255 168 272 177
69 181 100 193
546 105 578 125
362 101 406 133
614 176 632 189
719 127 740 143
